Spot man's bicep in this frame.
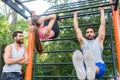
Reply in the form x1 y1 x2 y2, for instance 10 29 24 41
98 35 105 46
76 34 85 45
4 45 11 62
98 30 106 42
75 29 83 39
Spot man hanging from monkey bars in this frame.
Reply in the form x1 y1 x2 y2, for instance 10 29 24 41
72 5 106 80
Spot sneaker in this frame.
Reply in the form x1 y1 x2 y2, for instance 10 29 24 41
84 50 96 80
72 50 86 80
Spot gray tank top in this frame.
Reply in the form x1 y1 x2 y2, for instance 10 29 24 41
2 43 25 72
81 38 104 63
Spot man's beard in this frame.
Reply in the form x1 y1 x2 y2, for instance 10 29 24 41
85 35 95 40
16 39 24 44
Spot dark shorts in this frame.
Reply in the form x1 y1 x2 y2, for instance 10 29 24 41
44 16 60 38
96 62 106 78
0 72 23 80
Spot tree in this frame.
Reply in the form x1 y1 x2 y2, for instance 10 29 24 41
0 13 28 75
0 1 17 25
0 14 10 75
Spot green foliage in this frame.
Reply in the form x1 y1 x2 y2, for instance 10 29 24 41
0 13 28 75
0 14 28 46
0 0 119 79
0 14 11 46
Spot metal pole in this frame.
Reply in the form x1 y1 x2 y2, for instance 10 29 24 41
25 11 35 80
110 0 120 74
25 31 34 80
107 11 117 80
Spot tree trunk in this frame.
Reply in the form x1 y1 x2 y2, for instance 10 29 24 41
0 46 2 75
11 9 17 25
0 46 4 76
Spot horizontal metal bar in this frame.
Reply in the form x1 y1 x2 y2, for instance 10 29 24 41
43 47 111 53
34 61 113 66
2 0 31 19
35 62 73 65
41 34 110 42
15 0 32 14
61 21 111 29
47 2 110 14
59 21 110 29
42 1 105 16
41 37 76 42
52 0 102 8
34 76 77 78
45 1 112 14
21 0 36 3
33 76 115 78
44 49 75 53
59 9 112 19
47 1 110 13
41 3 114 16
103 76 116 78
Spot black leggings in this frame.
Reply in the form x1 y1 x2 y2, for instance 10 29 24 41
43 16 60 39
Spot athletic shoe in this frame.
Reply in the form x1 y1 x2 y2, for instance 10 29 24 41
73 50 86 80
84 50 96 80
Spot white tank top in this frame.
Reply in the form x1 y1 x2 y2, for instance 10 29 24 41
2 43 25 72
81 38 104 63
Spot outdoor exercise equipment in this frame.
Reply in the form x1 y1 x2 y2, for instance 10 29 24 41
1 0 120 80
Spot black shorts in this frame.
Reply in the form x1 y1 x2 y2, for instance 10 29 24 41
0 72 23 80
43 16 60 38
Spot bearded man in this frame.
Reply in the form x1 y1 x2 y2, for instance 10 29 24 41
0 31 28 80
72 6 106 80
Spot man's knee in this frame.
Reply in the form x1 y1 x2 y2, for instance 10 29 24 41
73 50 83 58
73 50 80 55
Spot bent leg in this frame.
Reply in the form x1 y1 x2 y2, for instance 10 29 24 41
72 50 86 80
44 16 60 38
84 50 96 80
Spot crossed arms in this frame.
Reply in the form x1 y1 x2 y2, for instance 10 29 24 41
4 45 28 65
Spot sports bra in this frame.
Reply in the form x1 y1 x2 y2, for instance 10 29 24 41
39 26 53 40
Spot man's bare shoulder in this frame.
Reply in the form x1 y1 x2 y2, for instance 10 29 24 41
5 44 12 51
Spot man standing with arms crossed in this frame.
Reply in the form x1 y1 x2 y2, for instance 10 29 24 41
0 31 28 80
